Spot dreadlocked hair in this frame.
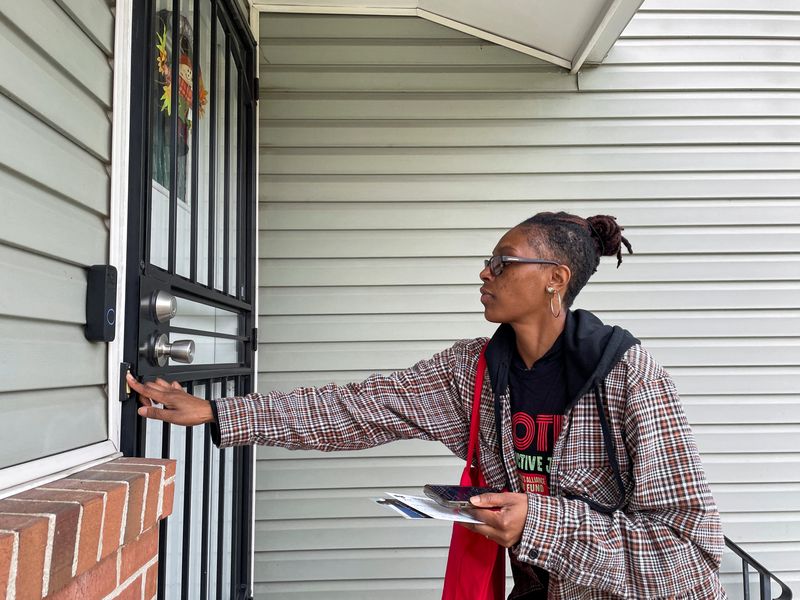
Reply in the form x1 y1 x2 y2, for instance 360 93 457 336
518 212 633 308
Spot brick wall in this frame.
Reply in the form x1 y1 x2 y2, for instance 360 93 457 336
0 457 176 600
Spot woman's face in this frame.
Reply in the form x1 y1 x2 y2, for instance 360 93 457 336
479 227 557 325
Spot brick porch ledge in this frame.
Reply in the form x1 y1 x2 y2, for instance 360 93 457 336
0 457 176 600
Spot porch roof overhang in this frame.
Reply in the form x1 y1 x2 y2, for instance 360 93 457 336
251 0 645 73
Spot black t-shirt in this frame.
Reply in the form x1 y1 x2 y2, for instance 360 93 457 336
509 333 569 495
508 333 569 598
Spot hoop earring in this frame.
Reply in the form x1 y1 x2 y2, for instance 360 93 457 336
547 287 562 318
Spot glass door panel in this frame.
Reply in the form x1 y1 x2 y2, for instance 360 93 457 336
164 422 186 599
149 0 173 270
196 0 212 285
214 21 227 292
220 376 237 598
170 297 239 335
207 380 222 599
174 0 198 279
166 334 239 366
186 420 205 599
149 0 244 295
150 1 203 277
228 62 239 297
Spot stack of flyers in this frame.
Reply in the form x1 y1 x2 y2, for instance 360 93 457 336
374 492 483 524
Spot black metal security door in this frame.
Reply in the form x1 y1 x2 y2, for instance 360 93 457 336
122 1 257 599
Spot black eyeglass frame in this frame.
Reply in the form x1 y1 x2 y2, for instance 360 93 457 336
483 255 560 277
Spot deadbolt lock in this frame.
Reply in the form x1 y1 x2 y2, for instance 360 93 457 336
142 290 178 323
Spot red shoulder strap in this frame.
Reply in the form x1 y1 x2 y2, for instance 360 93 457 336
465 343 488 471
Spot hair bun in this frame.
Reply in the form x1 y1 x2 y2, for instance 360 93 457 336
586 215 633 268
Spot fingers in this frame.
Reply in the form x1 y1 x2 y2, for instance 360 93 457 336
460 517 512 547
466 492 528 548
140 383 170 404
153 378 182 391
126 373 169 404
469 492 508 508
137 405 177 423
126 372 145 394
154 378 185 392
465 506 502 530
129 374 181 393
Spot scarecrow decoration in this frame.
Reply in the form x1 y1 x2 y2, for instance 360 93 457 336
152 11 209 199
155 12 208 150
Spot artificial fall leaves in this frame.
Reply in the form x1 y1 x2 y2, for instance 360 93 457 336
156 24 208 126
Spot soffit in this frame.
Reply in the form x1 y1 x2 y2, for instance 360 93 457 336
253 0 645 71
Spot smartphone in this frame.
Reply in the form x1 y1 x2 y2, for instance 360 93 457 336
423 484 500 509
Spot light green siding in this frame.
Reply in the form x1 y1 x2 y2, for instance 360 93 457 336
256 3 800 598
0 0 113 468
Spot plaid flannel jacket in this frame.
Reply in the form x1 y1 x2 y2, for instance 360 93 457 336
214 338 726 599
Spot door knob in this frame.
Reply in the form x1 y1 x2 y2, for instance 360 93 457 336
147 333 195 367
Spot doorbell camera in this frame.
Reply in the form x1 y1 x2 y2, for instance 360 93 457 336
85 265 118 342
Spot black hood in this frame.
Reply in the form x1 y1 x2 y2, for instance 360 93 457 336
484 309 639 408
482 309 639 512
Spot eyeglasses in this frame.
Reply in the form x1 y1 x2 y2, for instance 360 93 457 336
483 255 559 277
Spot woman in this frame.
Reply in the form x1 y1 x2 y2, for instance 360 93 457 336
128 212 726 599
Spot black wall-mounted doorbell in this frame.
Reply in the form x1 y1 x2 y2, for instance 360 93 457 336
85 265 118 342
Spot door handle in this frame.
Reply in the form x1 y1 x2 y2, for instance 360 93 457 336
145 333 195 367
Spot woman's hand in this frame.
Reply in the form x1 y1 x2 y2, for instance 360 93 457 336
461 492 529 548
126 373 215 427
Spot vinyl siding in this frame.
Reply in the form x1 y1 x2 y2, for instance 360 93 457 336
0 0 113 468
256 3 800 598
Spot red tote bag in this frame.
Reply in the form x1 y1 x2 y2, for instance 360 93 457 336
441 344 506 600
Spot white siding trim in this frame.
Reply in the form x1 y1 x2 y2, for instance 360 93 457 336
571 0 628 73
250 4 262 593
256 4 417 16
107 0 135 452
416 9 571 69
0 442 121 500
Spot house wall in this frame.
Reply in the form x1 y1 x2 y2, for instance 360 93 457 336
0 0 114 468
0 2 163 598
256 2 800 598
